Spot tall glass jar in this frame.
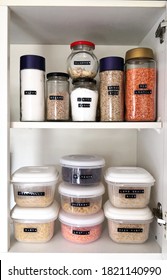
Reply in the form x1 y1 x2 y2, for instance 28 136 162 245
67 41 98 79
125 47 156 121
71 78 98 121
99 56 124 121
46 72 70 121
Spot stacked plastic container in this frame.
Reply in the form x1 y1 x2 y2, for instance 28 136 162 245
103 167 155 243
58 154 105 243
10 165 59 243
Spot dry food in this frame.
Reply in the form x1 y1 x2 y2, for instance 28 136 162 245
60 223 102 244
62 167 102 185
47 91 69 120
69 68 96 79
100 70 124 121
125 68 156 121
108 186 151 208
61 196 102 215
14 221 54 242
107 221 150 243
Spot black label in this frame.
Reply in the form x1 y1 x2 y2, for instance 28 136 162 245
78 104 90 108
125 194 136 199
117 228 143 233
18 191 45 196
119 189 144 194
24 90 37 95
74 61 91 65
24 228 37 232
77 98 92 102
72 230 90 235
73 174 93 180
139 84 147 89
134 90 152 94
108 85 119 96
71 202 90 207
49 95 64 100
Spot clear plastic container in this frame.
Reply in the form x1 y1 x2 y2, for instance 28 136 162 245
11 166 59 207
104 200 153 244
59 209 104 244
58 181 105 215
11 201 59 243
104 167 155 208
60 154 105 185
67 40 98 79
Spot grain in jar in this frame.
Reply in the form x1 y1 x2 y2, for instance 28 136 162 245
58 181 105 215
99 56 124 121
46 72 70 121
11 201 59 242
104 200 153 243
125 47 156 121
59 209 104 244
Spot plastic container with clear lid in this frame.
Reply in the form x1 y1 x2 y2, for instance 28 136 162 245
58 181 105 215
46 72 70 121
104 167 155 208
11 201 59 243
67 40 98 79
11 165 59 207
104 200 153 244
59 209 104 244
60 154 105 185
125 47 156 121
71 78 98 121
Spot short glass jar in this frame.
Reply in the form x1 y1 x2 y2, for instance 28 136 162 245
67 40 98 79
46 72 70 121
71 78 98 121
125 47 156 121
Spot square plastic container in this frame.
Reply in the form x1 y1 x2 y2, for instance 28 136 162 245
59 209 104 244
58 181 105 215
11 165 59 207
11 201 59 243
104 167 155 208
60 154 105 185
104 200 153 244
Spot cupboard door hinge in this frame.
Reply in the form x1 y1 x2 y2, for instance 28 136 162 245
155 20 167 44
153 202 166 226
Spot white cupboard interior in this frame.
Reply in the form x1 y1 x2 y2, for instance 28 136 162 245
0 1 167 258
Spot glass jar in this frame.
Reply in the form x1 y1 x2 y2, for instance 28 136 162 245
99 56 124 121
125 47 156 121
46 72 70 121
71 78 98 121
67 40 98 79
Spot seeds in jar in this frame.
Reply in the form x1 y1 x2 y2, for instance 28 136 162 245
100 71 124 121
47 91 69 120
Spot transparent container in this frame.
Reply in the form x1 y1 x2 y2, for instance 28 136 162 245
11 201 59 243
58 181 105 215
99 56 124 121
104 200 153 244
46 72 70 121
59 209 104 244
11 166 59 207
104 167 155 208
60 154 105 185
71 78 98 121
67 40 98 79
125 47 156 121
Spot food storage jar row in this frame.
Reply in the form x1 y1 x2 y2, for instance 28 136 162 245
20 45 156 122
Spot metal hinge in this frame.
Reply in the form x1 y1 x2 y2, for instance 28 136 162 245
153 202 166 225
155 20 167 44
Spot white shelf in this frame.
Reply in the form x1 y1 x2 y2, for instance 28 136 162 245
10 121 162 130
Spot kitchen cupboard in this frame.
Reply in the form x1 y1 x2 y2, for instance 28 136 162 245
0 0 167 259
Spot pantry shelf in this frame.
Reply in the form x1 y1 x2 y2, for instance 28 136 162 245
10 121 162 129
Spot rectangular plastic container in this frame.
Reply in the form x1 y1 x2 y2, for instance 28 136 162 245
60 154 105 185
104 200 153 244
104 167 155 208
11 201 59 243
11 165 59 207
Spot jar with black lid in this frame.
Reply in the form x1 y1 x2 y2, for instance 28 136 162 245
67 41 98 79
70 78 98 121
125 47 156 121
46 72 70 121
